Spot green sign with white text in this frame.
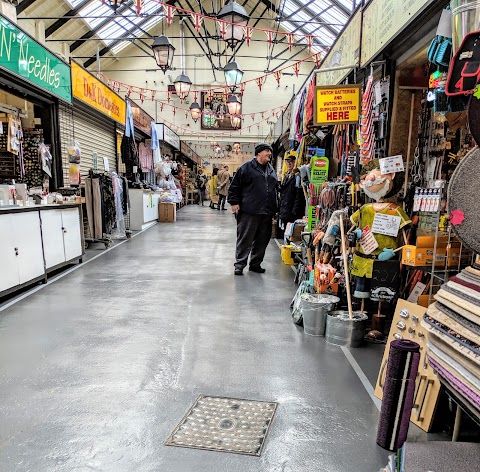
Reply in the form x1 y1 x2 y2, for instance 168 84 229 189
0 15 71 102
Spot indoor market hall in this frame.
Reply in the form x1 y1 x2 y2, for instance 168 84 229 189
2 1 480 471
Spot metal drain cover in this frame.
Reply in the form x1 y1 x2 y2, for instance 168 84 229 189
165 395 278 456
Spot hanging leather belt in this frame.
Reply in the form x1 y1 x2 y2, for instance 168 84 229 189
355 251 378 260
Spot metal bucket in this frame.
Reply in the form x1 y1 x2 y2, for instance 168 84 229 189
325 311 368 348
301 294 339 336
451 1 480 52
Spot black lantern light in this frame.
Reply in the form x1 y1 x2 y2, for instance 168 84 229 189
152 35 175 73
190 102 202 122
226 94 241 116
224 61 244 92
217 1 250 49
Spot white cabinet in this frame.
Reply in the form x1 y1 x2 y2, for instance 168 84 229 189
40 210 65 269
0 214 21 292
0 212 45 293
129 189 160 230
41 208 83 269
0 205 84 297
61 208 82 262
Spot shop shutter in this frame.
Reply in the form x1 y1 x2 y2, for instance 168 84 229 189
72 103 117 178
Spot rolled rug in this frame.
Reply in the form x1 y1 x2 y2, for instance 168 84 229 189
377 340 420 451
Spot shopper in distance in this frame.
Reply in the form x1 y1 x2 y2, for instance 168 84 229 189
216 165 230 210
228 143 278 276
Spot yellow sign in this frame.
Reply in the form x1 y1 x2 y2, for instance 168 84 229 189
71 61 126 124
361 0 431 66
314 85 361 126
317 10 361 86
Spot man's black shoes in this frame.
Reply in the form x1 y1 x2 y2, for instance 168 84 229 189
234 268 243 276
249 266 266 273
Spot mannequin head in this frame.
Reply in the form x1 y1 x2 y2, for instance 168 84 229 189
360 159 404 201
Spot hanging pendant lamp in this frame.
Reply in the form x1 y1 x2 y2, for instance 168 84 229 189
174 20 192 100
152 35 175 73
217 1 250 49
224 61 244 92
226 94 241 116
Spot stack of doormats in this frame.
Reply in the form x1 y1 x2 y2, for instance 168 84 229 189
421 265 480 420
398 441 480 471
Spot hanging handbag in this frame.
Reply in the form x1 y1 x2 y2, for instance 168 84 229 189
428 36 441 63
435 38 452 67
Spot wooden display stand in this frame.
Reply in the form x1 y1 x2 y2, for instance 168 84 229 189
374 299 441 432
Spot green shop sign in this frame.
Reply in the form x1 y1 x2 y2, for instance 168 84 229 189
0 15 71 102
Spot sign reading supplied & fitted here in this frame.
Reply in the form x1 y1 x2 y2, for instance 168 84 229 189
314 85 361 126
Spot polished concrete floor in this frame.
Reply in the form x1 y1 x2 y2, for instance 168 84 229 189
0 206 391 471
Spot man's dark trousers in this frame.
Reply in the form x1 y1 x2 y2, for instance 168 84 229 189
235 211 272 270
218 194 226 209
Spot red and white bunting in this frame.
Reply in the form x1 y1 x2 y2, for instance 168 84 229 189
218 20 228 40
194 91 198 102
251 114 255 121
135 0 143 16
126 87 132 97
140 92 145 103
243 26 253 47
191 13 204 33
306 35 314 51
159 103 164 112
264 30 275 45
287 33 294 51
314 53 322 68
167 92 172 103
255 76 266 91
172 107 176 115
164 4 176 25
239 82 246 95
151 90 156 101
292 62 301 77
185 111 189 119
274 70 282 85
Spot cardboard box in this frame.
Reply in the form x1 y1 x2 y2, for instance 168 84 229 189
417 295 431 308
158 202 176 222
316 283 339 294
401 245 447 267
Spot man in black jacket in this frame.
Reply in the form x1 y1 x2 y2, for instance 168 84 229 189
228 143 278 276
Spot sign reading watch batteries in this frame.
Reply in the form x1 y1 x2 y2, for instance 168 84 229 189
314 85 361 125
0 15 71 102
71 61 126 124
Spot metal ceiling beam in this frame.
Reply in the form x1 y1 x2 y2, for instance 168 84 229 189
45 0 94 38
83 3 167 68
285 0 341 38
16 0 38 15
70 0 134 53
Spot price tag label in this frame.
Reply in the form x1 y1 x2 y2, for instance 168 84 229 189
359 225 379 255
379 155 404 174
103 156 110 172
372 213 401 237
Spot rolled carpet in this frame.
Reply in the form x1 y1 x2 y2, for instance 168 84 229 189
377 340 420 451
435 302 480 338
436 287 480 320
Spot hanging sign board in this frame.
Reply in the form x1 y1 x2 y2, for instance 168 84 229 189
310 156 329 184
156 123 180 150
361 0 431 66
371 213 401 237
129 100 153 136
379 155 404 174
314 85 362 126
0 15 72 102
71 61 126 124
